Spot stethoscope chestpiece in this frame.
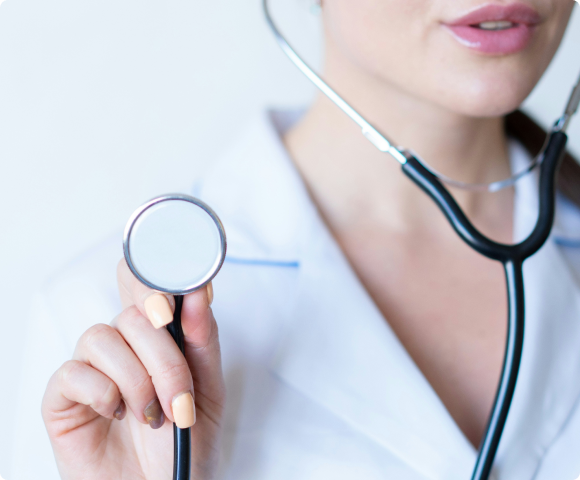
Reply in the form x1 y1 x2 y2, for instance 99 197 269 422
123 193 227 480
123 193 227 296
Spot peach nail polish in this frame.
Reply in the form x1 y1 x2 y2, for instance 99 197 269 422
144 294 173 329
172 392 196 429
207 282 214 307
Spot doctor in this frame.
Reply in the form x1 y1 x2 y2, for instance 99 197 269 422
23 0 580 479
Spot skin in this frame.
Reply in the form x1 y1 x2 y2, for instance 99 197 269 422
42 263 225 479
285 0 575 448
42 0 576 478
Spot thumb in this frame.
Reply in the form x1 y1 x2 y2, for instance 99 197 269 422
180 282 225 422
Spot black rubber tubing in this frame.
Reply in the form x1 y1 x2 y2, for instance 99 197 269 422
160 131 566 480
401 131 567 480
165 295 192 480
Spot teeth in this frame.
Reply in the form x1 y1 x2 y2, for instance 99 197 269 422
477 21 515 30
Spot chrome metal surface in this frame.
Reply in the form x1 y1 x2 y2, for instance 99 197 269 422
555 72 580 133
263 0 580 192
262 0 404 165
123 194 227 295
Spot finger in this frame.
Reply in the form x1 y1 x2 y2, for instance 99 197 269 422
181 283 225 423
72 320 164 429
42 360 125 436
117 258 176 329
111 304 195 428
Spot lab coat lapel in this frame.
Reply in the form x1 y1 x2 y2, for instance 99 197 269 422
268 187 477 480
200 110 475 478
195 109 308 263
204 111 580 479
267 137 580 479
495 234 580 478
494 143 580 477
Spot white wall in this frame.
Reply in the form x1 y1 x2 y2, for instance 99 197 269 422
0 0 578 476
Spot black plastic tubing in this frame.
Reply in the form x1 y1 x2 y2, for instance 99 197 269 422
401 131 568 480
166 295 192 480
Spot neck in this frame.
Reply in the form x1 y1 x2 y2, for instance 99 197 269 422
283 43 514 243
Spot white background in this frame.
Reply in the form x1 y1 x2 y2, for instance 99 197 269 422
0 0 578 476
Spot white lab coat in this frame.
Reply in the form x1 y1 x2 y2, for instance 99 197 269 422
11 109 580 480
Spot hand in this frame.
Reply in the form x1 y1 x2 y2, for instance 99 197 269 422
42 259 225 480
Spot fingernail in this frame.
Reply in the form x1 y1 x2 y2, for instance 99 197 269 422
144 397 165 429
207 282 214 307
144 294 173 329
114 399 126 420
172 392 196 429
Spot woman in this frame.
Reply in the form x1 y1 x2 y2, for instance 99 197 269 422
26 0 580 478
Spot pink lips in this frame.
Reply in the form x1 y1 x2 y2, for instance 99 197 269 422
444 3 541 55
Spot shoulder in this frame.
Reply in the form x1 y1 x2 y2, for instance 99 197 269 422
13 108 307 479
35 108 307 355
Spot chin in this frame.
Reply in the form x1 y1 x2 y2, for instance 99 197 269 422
428 32 564 119
435 70 539 119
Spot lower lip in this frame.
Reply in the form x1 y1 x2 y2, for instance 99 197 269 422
444 24 536 55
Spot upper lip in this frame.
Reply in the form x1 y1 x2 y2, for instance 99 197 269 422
446 3 542 26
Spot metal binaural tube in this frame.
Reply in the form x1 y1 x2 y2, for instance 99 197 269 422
262 0 404 163
556 70 580 133
263 0 580 192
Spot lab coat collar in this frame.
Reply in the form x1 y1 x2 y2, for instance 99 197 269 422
199 109 580 479
195 109 310 263
492 140 580 478
269 194 479 479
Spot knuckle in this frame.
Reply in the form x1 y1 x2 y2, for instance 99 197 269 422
189 314 220 351
57 360 83 385
127 371 152 395
80 323 118 352
209 316 220 342
93 381 119 416
157 360 191 385
201 316 221 351
117 305 144 328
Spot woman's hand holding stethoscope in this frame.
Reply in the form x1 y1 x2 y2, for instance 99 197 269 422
41 197 227 480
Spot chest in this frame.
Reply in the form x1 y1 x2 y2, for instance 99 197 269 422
214 211 580 479
336 228 509 448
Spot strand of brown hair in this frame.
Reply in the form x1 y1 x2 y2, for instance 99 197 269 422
505 110 580 208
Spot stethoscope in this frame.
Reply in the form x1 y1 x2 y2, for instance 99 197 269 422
263 1 580 480
120 4 579 480
124 195 227 480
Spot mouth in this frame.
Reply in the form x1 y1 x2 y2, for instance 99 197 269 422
443 3 542 55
